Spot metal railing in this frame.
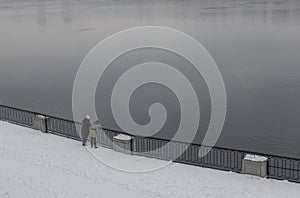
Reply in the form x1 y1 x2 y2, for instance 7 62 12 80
0 104 299 183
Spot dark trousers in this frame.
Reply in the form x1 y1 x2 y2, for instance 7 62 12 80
91 137 97 148
82 136 88 146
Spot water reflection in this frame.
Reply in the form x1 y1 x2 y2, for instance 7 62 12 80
37 1 47 28
1 0 300 27
61 0 72 26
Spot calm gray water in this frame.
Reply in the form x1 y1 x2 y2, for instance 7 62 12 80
1 0 300 157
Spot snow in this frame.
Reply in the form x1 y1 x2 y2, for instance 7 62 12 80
114 134 132 141
0 121 299 198
244 154 268 162
36 115 46 119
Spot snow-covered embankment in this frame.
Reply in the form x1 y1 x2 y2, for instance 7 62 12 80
0 121 299 198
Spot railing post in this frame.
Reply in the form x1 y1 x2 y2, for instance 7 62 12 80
45 117 48 133
266 157 270 178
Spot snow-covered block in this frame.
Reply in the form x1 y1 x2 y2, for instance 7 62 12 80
113 134 132 155
32 115 47 133
242 154 268 178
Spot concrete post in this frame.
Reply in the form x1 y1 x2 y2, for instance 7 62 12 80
113 134 133 155
32 115 47 133
242 154 268 178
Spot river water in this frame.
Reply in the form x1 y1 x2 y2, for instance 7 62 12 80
0 0 300 157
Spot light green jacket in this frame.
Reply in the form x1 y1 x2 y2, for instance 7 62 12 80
89 123 100 138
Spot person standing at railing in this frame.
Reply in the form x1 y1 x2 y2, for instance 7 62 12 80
81 115 91 146
89 121 100 148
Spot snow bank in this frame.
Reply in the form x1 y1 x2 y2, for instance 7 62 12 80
244 154 268 162
114 134 132 141
0 121 299 198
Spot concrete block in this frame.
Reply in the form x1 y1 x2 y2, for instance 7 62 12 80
242 154 268 178
32 115 47 132
113 134 132 155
